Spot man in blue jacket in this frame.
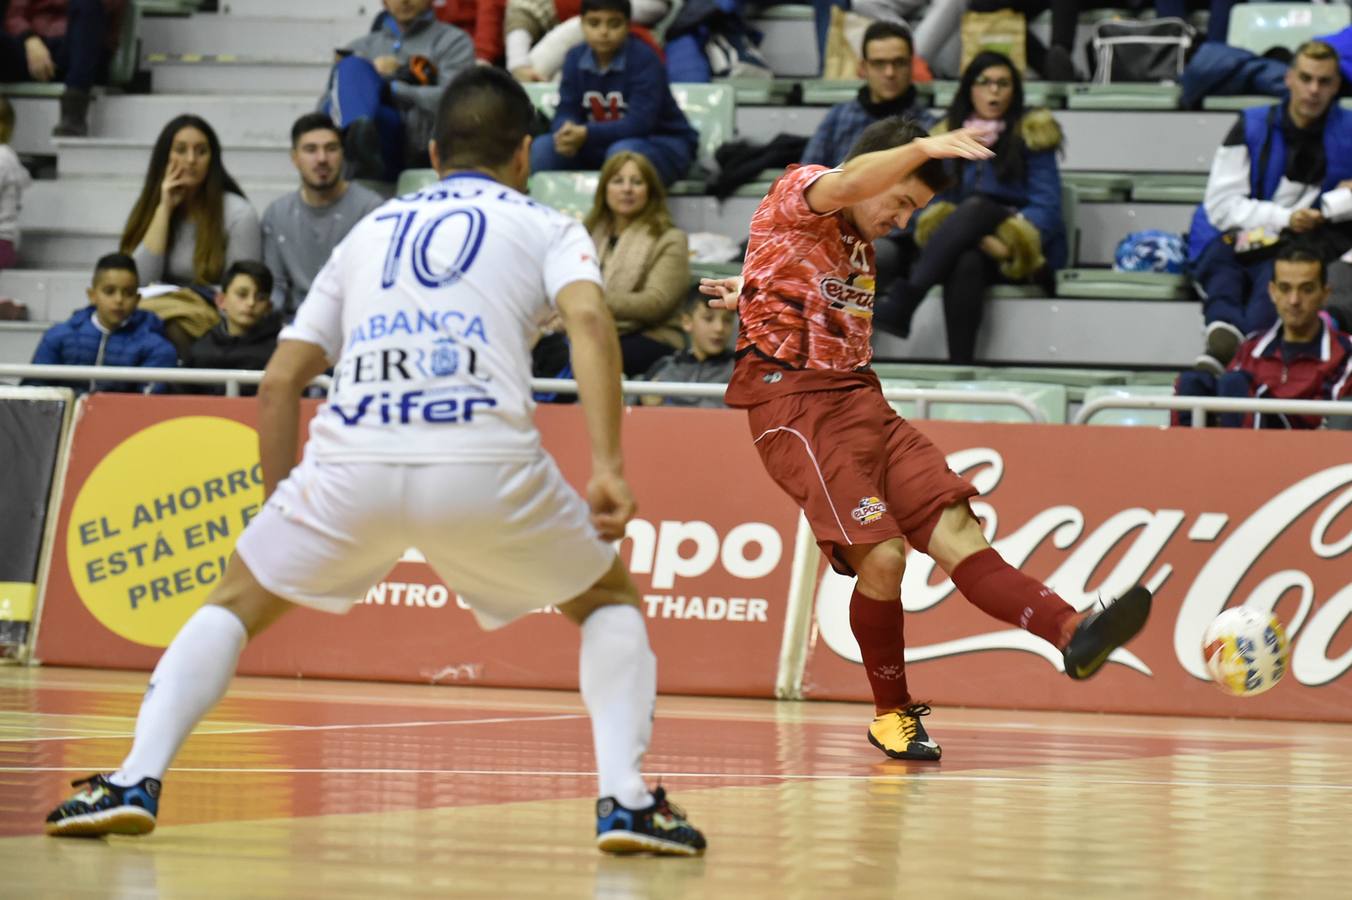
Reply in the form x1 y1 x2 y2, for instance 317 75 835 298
529 0 699 186
1188 41 1352 374
803 21 930 169
28 253 178 393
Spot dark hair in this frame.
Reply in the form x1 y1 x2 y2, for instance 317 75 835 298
434 67 535 170
222 259 274 298
861 21 913 58
946 51 1026 182
93 252 139 283
290 112 341 148
120 115 245 285
843 116 952 194
1274 242 1327 285
581 0 631 18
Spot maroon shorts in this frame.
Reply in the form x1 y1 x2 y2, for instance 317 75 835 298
746 386 978 576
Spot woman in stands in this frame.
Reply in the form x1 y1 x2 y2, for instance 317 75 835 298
584 150 689 376
884 50 1065 364
120 115 260 355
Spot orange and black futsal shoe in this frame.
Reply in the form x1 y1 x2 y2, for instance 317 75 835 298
867 703 942 761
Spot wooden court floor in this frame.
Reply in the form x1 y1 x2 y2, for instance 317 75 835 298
2 666 1350 899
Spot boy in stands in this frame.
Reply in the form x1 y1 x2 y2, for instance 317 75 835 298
702 117 1152 760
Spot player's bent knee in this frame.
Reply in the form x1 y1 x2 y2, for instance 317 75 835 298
557 555 641 626
207 554 296 638
851 540 906 597
927 503 991 571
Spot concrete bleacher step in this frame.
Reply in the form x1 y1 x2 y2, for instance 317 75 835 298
54 137 295 180
17 179 294 234
0 270 94 322
80 93 316 144
221 0 374 17
148 56 330 95
872 295 1202 367
1056 269 1192 300
140 14 370 61
1077 202 1194 266
0 322 47 366
732 108 1234 173
748 7 819 78
7 97 61 157
668 195 1194 269
18 232 125 270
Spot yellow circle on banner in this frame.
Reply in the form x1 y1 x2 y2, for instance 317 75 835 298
66 416 264 648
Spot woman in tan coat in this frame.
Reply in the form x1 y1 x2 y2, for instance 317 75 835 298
585 150 690 376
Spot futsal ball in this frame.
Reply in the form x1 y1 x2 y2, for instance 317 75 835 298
1202 607 1289 697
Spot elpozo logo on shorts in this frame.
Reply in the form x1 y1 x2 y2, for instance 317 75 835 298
852 496 887 525
66 417 264 647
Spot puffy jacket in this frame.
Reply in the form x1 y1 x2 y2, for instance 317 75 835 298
178 313 283 396
28 306 178 394
1228 318 1352 428
934 109 1067 270
1187 102 1352 261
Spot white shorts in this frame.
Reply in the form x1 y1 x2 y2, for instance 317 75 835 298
234 453 615 628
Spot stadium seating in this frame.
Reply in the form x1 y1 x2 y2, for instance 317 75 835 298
1080 384 1175 426
1227 3 1351 56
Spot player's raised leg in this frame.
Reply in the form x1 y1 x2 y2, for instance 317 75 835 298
44 556 295 837
557 555 705 856
838 539 941 762
921 503 1152 679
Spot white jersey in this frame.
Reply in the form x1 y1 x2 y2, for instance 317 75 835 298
282 172 602 463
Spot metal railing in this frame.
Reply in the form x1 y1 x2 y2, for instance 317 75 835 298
0 366 1051 422
1074 394 1352 428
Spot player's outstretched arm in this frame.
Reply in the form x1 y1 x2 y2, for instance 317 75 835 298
257 339 331 498
805 128 994 214
555 280 636 541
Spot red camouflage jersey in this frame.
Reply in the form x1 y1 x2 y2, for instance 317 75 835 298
724 165 881 408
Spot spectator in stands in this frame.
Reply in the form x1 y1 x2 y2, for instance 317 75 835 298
27 253 178 394
0 94 32 271
432 0 507 65
803 21 929 169
121 115 260 357
179 261 282 396
1188 41 1352 375
0 0 122 136
877 51 1064 364
262 113 384 320
805 20 929 297
529 0 699 186
1175 244 1352 428
586 150 689 374
505 0 668 83
639 288 736 407
324 0 474 181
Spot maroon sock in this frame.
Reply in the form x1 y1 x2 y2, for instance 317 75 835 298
950 548 1077 647
849 588 911 714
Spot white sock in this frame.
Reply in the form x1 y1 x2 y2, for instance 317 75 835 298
579 604 655 810
109 605 247 786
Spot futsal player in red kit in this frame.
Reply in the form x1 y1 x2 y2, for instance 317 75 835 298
701 117 1151 761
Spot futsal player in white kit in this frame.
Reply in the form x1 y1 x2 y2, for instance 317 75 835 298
45 68 706 857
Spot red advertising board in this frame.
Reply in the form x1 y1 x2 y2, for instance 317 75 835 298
800 422 1352 721
34 395 799 697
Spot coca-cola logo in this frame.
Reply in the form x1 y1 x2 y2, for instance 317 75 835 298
819 276 875 314
817 449 1352 686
